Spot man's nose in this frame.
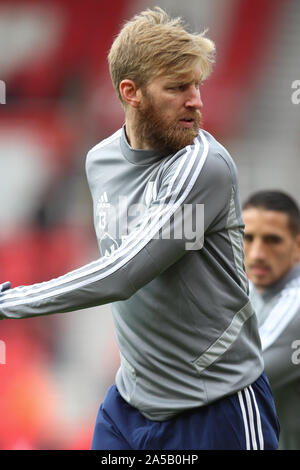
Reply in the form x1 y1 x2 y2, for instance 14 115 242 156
185 86 203 110
248 239 266 261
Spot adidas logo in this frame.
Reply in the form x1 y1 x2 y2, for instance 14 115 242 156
98 191 111 209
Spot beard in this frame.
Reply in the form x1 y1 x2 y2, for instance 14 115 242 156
135 92 202 156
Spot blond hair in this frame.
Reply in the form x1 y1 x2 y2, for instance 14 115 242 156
108 6 215 103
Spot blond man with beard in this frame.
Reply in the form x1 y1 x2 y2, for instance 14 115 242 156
0 8 279 450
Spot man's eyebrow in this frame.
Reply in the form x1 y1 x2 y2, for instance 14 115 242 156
244 232 284 238
165 77 202 87
263 234 283 239
164 78 186 85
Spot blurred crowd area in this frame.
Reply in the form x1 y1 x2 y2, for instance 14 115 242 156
0 0 299 449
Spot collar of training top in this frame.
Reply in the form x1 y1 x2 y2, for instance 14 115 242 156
120 125 167 166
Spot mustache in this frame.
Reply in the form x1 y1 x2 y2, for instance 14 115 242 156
179 110 202 120
248 263 271 270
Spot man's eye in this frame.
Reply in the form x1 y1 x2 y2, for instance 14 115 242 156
167 85 186 91
244 234 253 242
264 235 282 244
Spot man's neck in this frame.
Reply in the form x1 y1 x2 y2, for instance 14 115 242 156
124 119 142 150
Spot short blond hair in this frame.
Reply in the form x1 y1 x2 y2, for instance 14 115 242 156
108 6 215 103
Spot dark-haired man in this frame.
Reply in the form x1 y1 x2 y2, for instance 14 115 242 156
243 190 300 450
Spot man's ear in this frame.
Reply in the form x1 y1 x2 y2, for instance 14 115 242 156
119 80 142 108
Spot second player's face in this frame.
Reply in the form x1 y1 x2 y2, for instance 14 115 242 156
243 208 300 291
136 65 203 155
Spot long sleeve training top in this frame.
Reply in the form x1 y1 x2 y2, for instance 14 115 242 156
250 262 300 449
0 127 263 421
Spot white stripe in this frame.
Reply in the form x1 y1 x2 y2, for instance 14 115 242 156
1 133 209 308
88 128 122 153
238 391 250 450
244 387 257 450
249 385 264 450
226 189 249 293
194 301 254 373
259 286 300 351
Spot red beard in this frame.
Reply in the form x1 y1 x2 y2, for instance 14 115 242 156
135 93 202 156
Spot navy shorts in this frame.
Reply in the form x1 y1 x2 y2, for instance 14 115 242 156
91 373 279 450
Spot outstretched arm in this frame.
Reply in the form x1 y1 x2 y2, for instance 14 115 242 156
0 134 232 320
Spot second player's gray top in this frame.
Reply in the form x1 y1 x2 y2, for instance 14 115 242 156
250 262 300 449
0 127 263 420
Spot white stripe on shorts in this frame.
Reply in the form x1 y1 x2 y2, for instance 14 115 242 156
238 385 264 450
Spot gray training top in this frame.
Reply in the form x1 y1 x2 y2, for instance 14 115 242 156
0 127 263 421
250 262 300 449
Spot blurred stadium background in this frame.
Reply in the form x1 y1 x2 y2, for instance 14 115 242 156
0 0 299 449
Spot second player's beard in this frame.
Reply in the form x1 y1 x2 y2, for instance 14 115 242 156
135 94 202 156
